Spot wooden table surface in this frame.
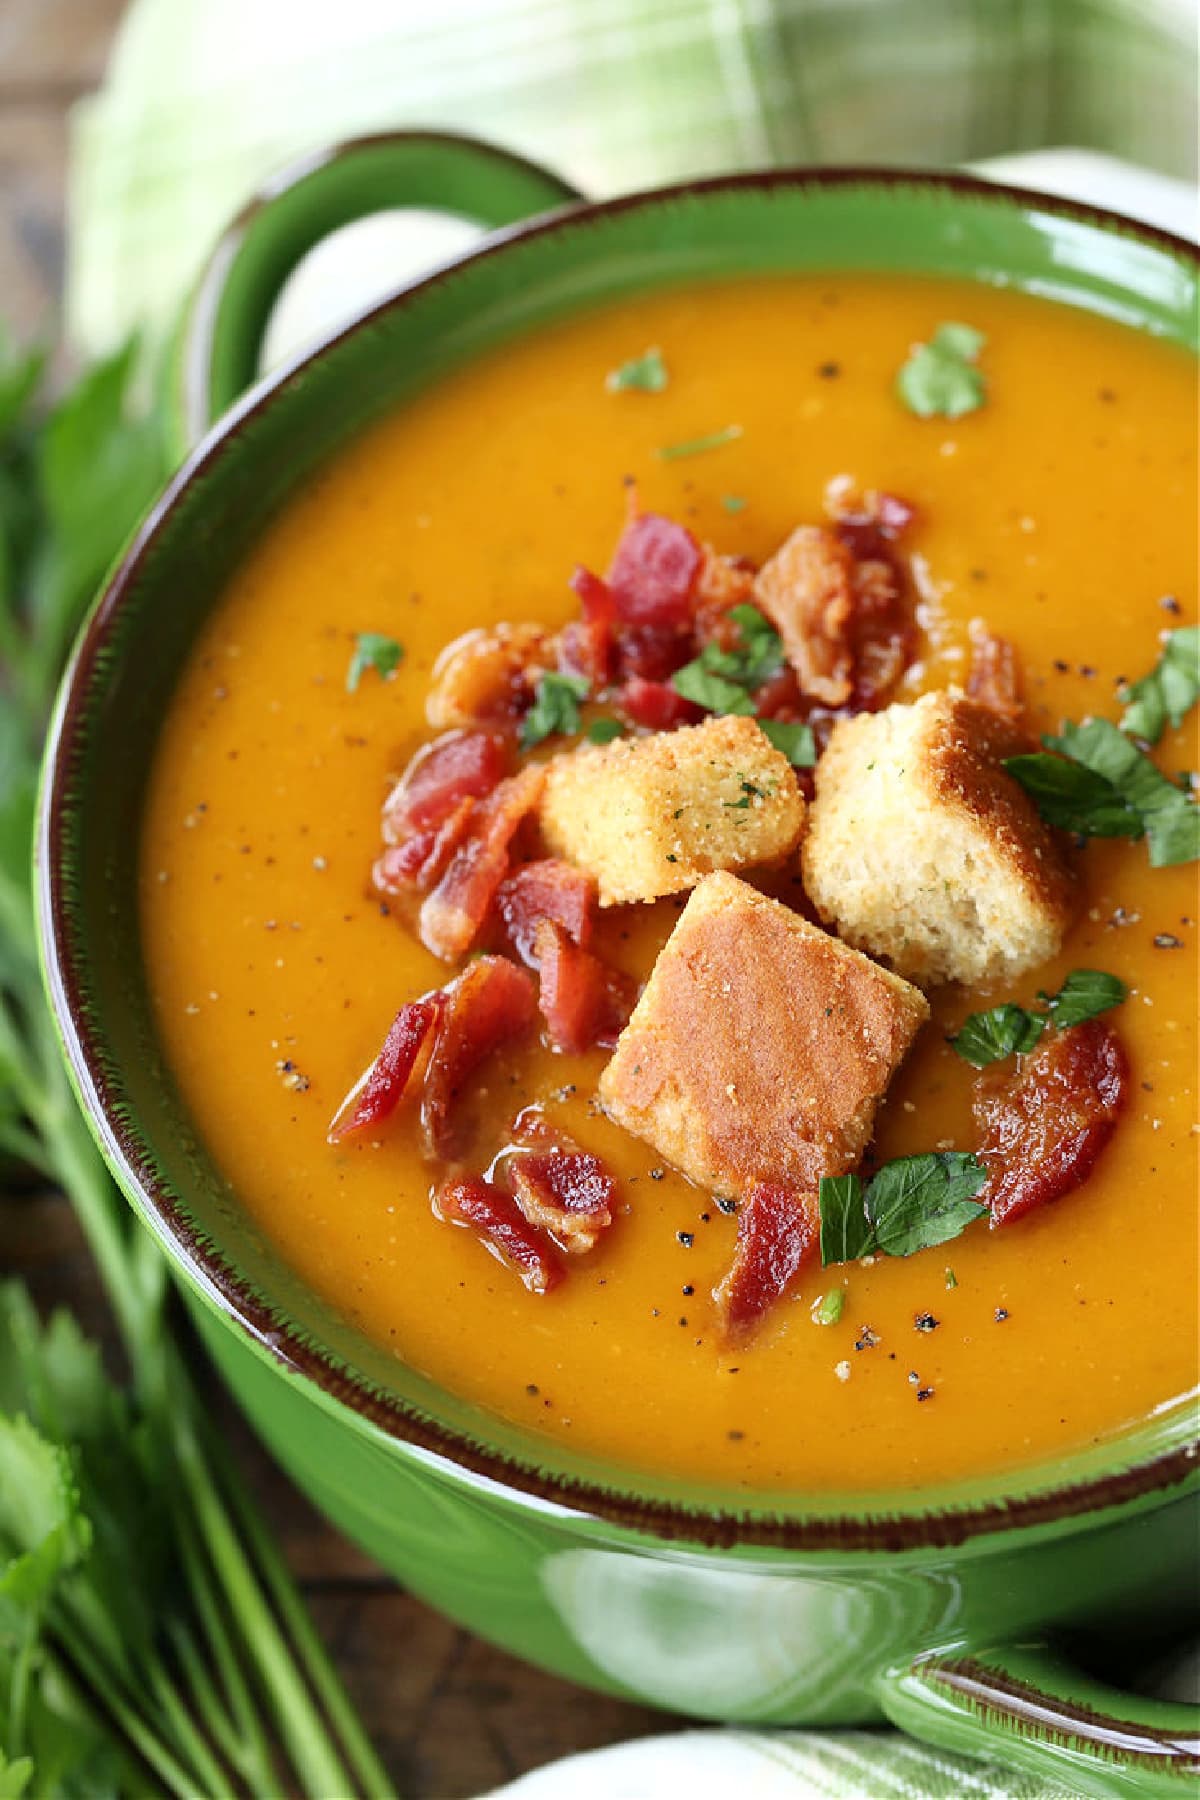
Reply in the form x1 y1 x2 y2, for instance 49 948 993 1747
0 3 675 1793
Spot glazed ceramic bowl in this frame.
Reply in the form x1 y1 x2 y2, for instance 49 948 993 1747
38 135 1200 1796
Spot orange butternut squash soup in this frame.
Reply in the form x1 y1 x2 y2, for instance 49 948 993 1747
140 274 1199 1493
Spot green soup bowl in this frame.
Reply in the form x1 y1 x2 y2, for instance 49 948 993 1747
36 134 1200 1797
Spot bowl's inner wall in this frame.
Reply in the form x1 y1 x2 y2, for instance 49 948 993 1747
56 177 1199 1523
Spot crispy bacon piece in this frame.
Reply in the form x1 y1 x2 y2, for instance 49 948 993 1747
614 624 694 683
374 797 476 896
437 1175 563 1293
973 1019 1129 1227
693 546 757 640
826 481 916 560
496 859 596 964
713 1182 819 1339
419 764 546 960
560 567 615 689
421 955 537 1156
382 730 508 843
608 512 702 629
533 920 637 1053
426 624 553 729
327 996 442 1141
754 526 857 706
616 675 703 732
967 626 1024 726
847 555 913 711
508 1149 615 1254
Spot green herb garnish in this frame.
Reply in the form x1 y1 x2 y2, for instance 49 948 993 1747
944 1266 958 1290
1005 716 1198 866
606 346 668 393
720 494 747 514
756 717 816 768
819 1154 989 1267
896 322 987 420
1119 626 1199 744
586 715 625 745
813 1288 845 1325
656 424 743 461
521 671 590 748
671 604 783 716
346 631 403 692
0 336 392 1799
950 969 1127 1066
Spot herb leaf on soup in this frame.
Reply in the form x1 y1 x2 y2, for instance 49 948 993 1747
896 322 987 419
521 671 590 749
586 716 625 745
346 632 403 692
1044 968 1128 1029
819 1153 988 1266
606 346 668 393
1119 626 1200 744
949 969 1126 1066
1006 716 1198 866
671 604 783 717
756 717 816 768
656 424 743 461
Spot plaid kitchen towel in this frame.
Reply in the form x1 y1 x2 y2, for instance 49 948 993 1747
65 3 1197 1796
66 0 1196 364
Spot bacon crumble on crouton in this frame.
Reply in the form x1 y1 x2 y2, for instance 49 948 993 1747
538 715 804 907
802 689 1076 988
598 872 929 1198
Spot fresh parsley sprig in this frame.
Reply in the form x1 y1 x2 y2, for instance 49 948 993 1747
1005 716 1198 866
819 1152 988 1266
670 606 816 765
521 670 590 749
346 631 403 692
949 968 1127 1067
606 346 668 393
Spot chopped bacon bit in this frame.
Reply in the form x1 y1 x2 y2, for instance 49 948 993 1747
825 478 916 558
749 665 802 721
533 920 637 1053
327 996 442 1141
608 512 702 629
382 730 509 842
437 1175 563 1293
419 764 546 960
561 567 615 688
614 623 694 683
967 626 1024 725
754 526 857 706
374 797 475 895
713 1182 819 1338
693 546 758 644
973 1019 1129 1227
496 859 596 964
508 1149 616 1254
426 625 553 729
421 955 537 1156
617 675 703 732
848 557 913 712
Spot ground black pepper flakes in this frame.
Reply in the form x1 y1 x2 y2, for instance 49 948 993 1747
728 1428 745 1440
714 1196 738 1215
907 1370 920 1385
649 1167 664 1180
1161 595 1182 614
1154 934 1184 949
525 1383 539 1396
677 1230 695 1247
855 1325 880 1351
916 1387 935 1402
678 1316 688 1327
682 1284 694 1297
914 1313 939 1333
995 1307 1009 1322
817 361 840 379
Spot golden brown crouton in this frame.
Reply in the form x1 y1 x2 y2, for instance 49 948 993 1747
539 716 804 907
802 689 1076 988
598 871 928 1197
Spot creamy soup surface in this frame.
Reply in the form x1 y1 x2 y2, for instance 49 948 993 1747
140 274 1199 1493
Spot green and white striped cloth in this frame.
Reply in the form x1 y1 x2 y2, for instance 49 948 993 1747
67 4 1197 1796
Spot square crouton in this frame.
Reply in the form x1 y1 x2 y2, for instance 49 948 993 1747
598 871 928 1198
539 715 804 907
802 690 1077 988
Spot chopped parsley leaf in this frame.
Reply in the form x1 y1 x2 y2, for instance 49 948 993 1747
671 604 783 715
520 671 590 749
586 716 625 745
1119 626 1199 744
657 424 743 461
896 321 987 420
346 632 403 692
819 1154 988 1267
721 494 747 514
950 969 1127 1066
606 346 668 394
757 717 816 768
1005 716 1198 866
813 1289 845 1326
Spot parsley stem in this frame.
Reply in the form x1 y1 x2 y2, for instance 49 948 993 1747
51 1633 201 1798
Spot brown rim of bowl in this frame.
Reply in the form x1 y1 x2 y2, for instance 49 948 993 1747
39 160 1200 1555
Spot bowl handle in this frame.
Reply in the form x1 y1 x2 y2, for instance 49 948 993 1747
165 130 583 457
877 1642 1200 1797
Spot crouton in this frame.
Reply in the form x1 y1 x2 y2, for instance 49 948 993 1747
598 871 928 1198
802 689 1076 988
539 715 804 907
